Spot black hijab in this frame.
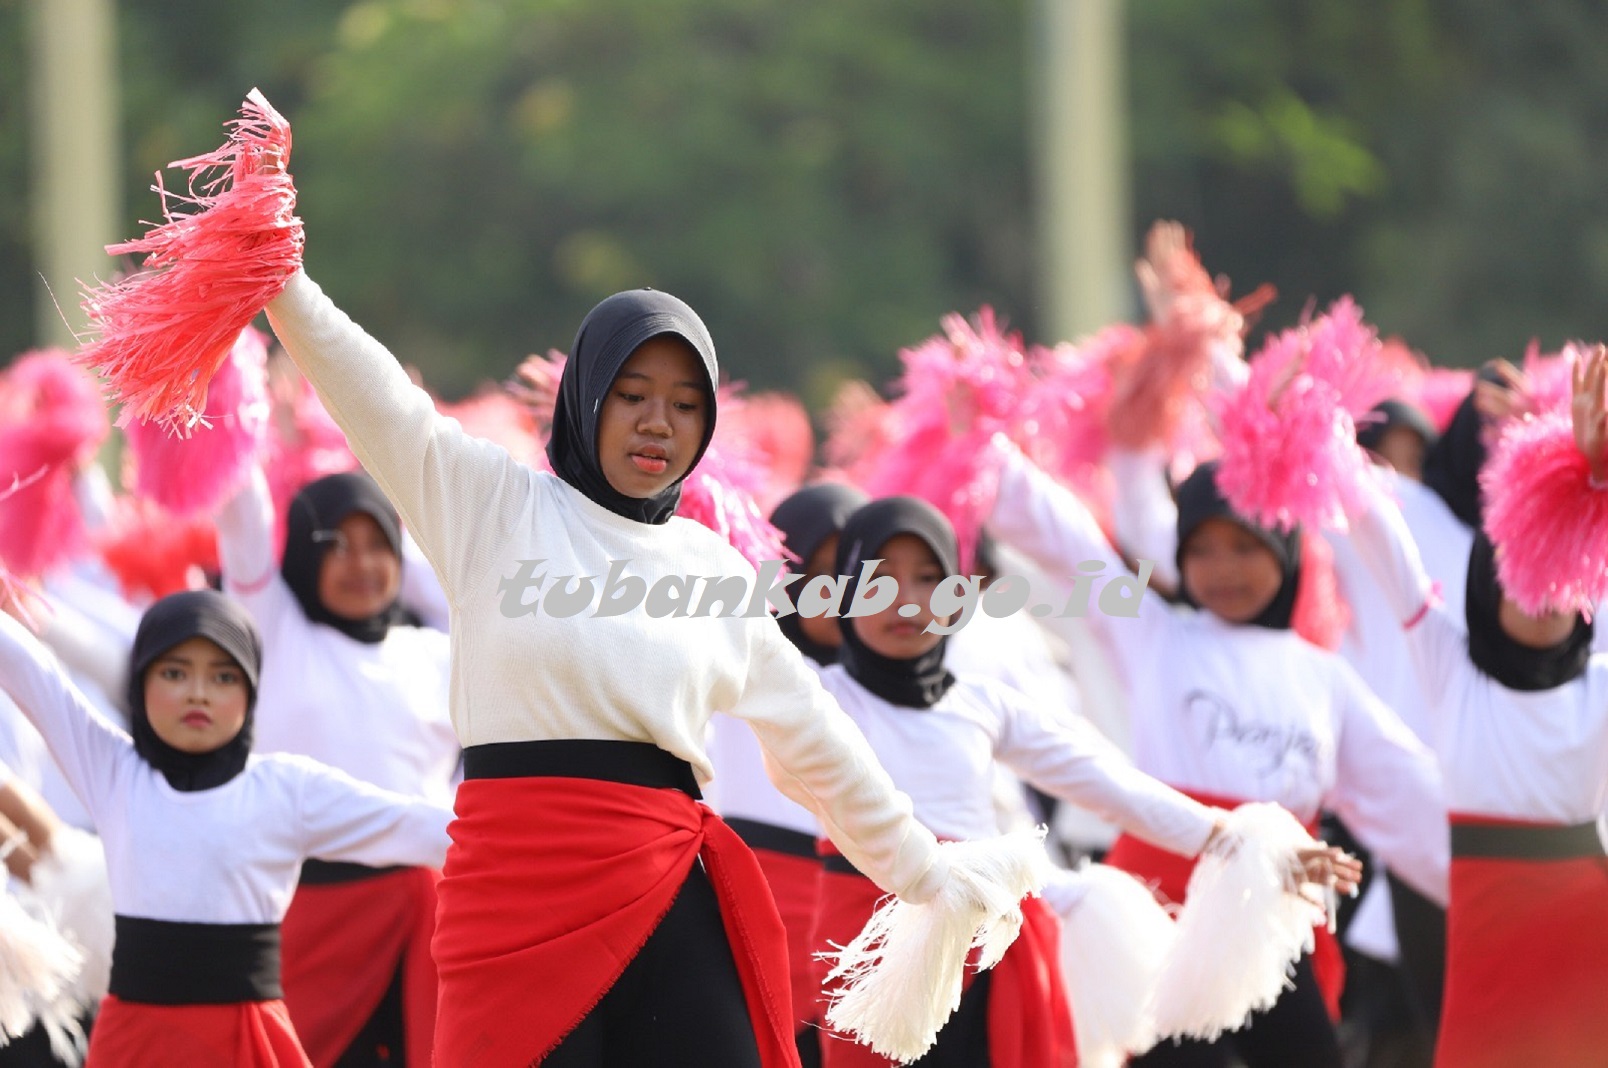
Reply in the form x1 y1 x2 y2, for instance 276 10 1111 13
1421 363 1511 531
1357 398 1439 454
1173 461 1302 631
281 472 404 644
836 497 958 708
545 289 719 525
128 590 262 792
1464 532 1592 691
769 483 870 665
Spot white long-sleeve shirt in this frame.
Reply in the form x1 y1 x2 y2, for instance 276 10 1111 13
816 666 1216 855
264 272 949 902
1349 478 1608 827
0 612 451 924
217 467 459 805
986 440 1450 903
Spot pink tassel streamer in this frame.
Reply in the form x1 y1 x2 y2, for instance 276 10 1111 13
77 90 303 430
1014 331 1124 516
94 497 219 602
263 372 359 538
0 353 108 579
1290 531 1350 651
676 386 789 568
123 326 270 516
1480 412 1608 616
1213 298 1397 533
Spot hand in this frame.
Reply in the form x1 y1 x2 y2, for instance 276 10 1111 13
505 350 566 428
1292 844 1363 898
1572 344 1608 483
1472 359 1531 426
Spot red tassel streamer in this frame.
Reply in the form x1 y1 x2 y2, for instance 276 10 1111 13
77 89 303 431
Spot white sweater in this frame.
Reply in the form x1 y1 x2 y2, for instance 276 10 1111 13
264 272 947 902
0 612 451 924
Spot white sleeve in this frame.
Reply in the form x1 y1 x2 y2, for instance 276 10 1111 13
265 271 531 599
986 436 1172 689
292 757 453 869
1107 446 1182 591
988 682 1217 857
1347 475 1468 702
399 529 452 632
0 611 134 823
216 464 305 634
36 595 131 715
1328 661 1450 906
732 624 946 903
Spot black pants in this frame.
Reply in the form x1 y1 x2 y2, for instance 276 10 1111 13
542 862 762 1067
1130 956 1342 1068
1385 871 1446 1040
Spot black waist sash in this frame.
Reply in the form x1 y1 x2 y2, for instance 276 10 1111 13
1450 820 1605 861
110 916 281 1004
462 739 701 799
724 817 818 860
298 859 408 885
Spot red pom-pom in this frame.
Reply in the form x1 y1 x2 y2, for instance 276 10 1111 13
1480 412 1608 616
94 497 219 603
1214 298 1396 533
0 351 108 578
77 90 303 430
123 326 270 516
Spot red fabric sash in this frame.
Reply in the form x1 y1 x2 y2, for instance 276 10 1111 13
431 777 797 1068
810 843 1076 1068
86 995 311 1067
1102 790 1345 1021
749 845 826 1033
1434 814 1608 1068
279 866 439 1067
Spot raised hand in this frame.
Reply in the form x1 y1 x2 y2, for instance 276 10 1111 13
1571 343 1608 483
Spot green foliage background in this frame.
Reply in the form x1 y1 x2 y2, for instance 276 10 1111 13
4 0 1608 411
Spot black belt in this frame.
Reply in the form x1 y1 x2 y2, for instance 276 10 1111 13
110 916 281 1004
461 739 702 799
725 818 818 859
822 853 864 877
1450 820 1605 861
298 859 408 885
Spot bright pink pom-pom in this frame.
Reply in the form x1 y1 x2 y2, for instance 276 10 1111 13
1481 412 1608 616
77 90 303 430
676 386 789 567
1014 331 1125 510
1410 366 1476 433
263 371 359 525
439 387 544 468
124 326 270 516
94 497 219 602
0 351 108 578
717 390 815 512
1291 531 1351 651
1213 298 1392 533
854 309 1035 569
1521 340 1584 419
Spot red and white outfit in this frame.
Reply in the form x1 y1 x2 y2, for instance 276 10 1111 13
0 611 452 1068
266 272 975 1068
986 441 1449 1017
811 667 1219 1068
217 467 457 1068
1350 478 1608 1068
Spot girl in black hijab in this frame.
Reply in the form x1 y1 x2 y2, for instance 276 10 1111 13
769 482 871 665
0 589 452 1067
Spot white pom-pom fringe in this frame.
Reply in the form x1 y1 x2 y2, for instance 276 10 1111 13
1150 803 1323 1042
1046 863 1176 1068
819 827 1051 1063
0 887 84 1051
28 828 115 1011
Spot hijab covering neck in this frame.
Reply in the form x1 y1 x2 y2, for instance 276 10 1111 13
128 590 262 792
1173 461 1302 631
836 496 958 708
545 288 719 525
1464 532 1592 691
281 472 404 645
1421 364 1510 531
770 483 870 665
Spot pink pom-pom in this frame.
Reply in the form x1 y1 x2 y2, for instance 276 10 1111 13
94 497 219 602
1214 299 1393 533
123 326 270 516
1014 331 1124 505
716 390 815 512
1520 340 1583 419
77 90 303 430
854 309 1036 569
0 352 108 578
1409 366 1475 433
1291 531 1351 651
674 385 790 568
1480 412 1608 616
438 387 544 468
262 371 359 532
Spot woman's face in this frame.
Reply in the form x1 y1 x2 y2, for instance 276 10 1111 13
596 336 709 498
1179 517 1285 624
316 512 402 621
797 535 843 648
850 534 947 660
1497 598 1579 650
142 636 250 754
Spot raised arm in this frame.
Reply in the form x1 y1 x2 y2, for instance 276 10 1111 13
293 756 453 870
989 681 1218 858
215 463 304 634
0 611 133 823
264 272 531 598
